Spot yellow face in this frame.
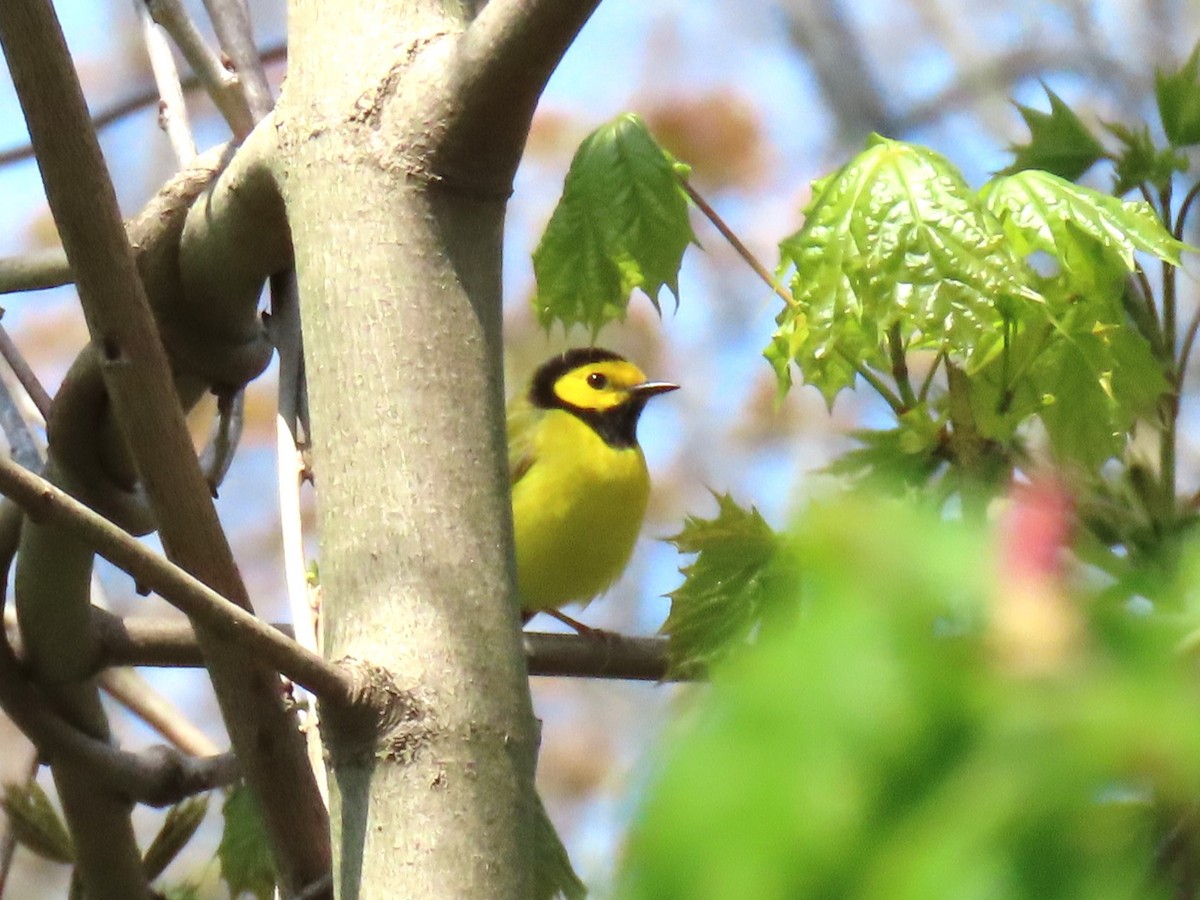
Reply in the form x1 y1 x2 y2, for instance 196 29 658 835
552 359 652 413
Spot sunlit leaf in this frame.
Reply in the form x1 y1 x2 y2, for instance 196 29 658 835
1030 314 1166 469
981 169 1185 281
218 784 275 900
770 136 1042 402
1156 43 1200 147
533 113 695 334
662 493 786 678
1001 86 1105 180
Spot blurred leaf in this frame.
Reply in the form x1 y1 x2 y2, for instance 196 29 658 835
825 409 945 491
662 494 786 678
981 169 1185 278
218 784 275 900
1156 43 1200 147
622 496 1200 900
1104 121 1188 195
143 795 209 882
533 113 695 334
769 136 1041 403
1001 86 1105 180
2 780 73 864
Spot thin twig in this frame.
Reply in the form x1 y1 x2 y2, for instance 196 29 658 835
679 177 795 306
135 0 197 164
0 324 52 418
98 668 220 757
199 0 273 121
145 0 254 138
917 348 945 403
0 41 286 170
0 453 355 704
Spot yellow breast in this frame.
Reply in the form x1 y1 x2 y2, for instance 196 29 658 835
512 409 650 611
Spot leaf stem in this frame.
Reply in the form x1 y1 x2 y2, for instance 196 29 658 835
917 349 945 403
840 352 906 414
1160 181 1178 519
678 177 795 306
887 322 917 408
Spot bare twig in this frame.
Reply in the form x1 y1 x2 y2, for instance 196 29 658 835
679 177 794 306
0 41 286 170
98 667 220 757
199 0 273 120
145 0 254 138
1 0 328 888
0 324 52 419
0 623 237 806
135 0 197 164
0 454 355 703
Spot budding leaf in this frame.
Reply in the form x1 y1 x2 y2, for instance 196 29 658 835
1000 86 1105 180
1157 43 1200 147
2 781 73 864
143 795 209 882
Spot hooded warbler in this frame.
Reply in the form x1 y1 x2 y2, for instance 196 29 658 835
510 348 678 625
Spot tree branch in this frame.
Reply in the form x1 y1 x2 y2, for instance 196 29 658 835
0 4 160 894
89 614 682 681
145 0 254 138
0 41 286 170
0 248 72 294
199 0 274 120
0 453 356 703
0 2 329 887
445 0 605 184
0 617 237 806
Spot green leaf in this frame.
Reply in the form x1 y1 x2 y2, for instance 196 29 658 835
1104 121 1188 195
770 136 1041 402
824 409 945 491
1156 43 1200 147
1031 317 1166 469
533 113 695 334
981 169 1185 281
218 784 275 900
662 494 786 677
1000 85 1105 180
2 780 73 864
143 795 209 882
529 790 586 900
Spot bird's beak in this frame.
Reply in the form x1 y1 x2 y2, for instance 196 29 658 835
632 381 680 399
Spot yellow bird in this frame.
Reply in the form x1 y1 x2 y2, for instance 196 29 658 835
509 347 678 626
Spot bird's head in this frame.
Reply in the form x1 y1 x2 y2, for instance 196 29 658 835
530 347 678 448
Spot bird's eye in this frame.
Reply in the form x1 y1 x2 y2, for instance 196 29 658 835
587 372 608 389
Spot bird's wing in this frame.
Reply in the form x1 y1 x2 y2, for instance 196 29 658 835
507 396 542 486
